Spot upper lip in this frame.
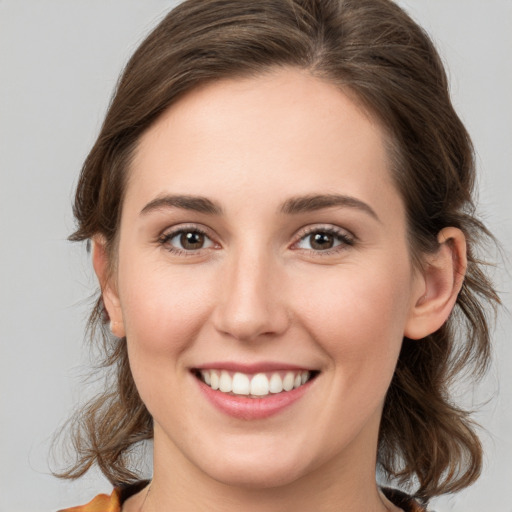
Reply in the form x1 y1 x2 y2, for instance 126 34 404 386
192 361 317 373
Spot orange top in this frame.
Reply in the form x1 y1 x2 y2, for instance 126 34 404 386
58 486 427 512
58 489 121 512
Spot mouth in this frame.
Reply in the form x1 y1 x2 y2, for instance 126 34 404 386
192 368 319 398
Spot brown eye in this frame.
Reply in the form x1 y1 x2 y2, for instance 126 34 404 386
161 228 215 252
295 228 354 252
180 231 205 250
309 232 334 250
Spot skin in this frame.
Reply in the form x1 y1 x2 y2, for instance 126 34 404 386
94 68 466 512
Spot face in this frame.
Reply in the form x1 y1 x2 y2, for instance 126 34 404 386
102 69 427 489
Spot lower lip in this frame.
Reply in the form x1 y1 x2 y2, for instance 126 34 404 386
195 376 315 420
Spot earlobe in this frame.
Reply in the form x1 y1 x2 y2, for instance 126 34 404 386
404 227 467 340
92 237 126 338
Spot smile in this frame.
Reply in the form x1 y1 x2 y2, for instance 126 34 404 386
195 369 316 398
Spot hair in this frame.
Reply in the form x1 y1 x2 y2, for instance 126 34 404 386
58 0 500 503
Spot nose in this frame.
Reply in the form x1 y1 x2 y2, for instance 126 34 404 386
212 248 290 342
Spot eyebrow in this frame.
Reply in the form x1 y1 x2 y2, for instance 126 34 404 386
140 195 223 216
140 192 379 221
280 193 380 221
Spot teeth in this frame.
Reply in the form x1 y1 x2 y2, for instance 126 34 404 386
219 370 232 392
232 372 250 395
283 372 294 391
210 370 219 390
201 370 211 386
269 373 283 393
197 369 313 397
250 373 269 396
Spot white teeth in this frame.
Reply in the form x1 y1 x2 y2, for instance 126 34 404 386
201 370 211 386
250 373 269 396
219 370 232 392
198 369 313 397
283 372 295 391
269 373 283 393
210 370 220 390
232 372 250 395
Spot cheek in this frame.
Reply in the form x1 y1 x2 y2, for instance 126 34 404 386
117 260 218 419
297 263 412 386
118 259 215 363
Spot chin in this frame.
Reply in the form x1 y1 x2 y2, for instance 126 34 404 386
206 461 308 490
180 437 308 490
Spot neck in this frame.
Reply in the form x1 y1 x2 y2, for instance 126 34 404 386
140 427 395 512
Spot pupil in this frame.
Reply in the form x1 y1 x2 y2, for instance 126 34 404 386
311 233 333 250
181 232 204 250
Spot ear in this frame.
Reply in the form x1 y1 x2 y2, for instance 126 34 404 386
404 227 467 340
92 237 126 338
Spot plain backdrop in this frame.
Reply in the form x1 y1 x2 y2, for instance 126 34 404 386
0 1 511 511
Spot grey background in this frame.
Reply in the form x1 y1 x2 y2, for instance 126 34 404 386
0 1 510 510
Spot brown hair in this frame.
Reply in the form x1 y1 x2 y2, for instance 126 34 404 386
58 0 499 503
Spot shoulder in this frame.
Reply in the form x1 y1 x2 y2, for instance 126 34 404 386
382 487 429 512
58 481 149 512
57 489 121 512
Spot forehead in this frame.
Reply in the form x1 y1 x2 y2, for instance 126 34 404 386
127 68 401 220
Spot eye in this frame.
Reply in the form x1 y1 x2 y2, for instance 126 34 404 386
294 228 354 252
159 227 216 253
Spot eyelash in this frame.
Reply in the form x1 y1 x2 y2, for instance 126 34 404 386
157 225 217 256
291 226 355 256
157 225 356 256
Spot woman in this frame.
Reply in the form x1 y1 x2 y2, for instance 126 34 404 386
56 0 499 510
